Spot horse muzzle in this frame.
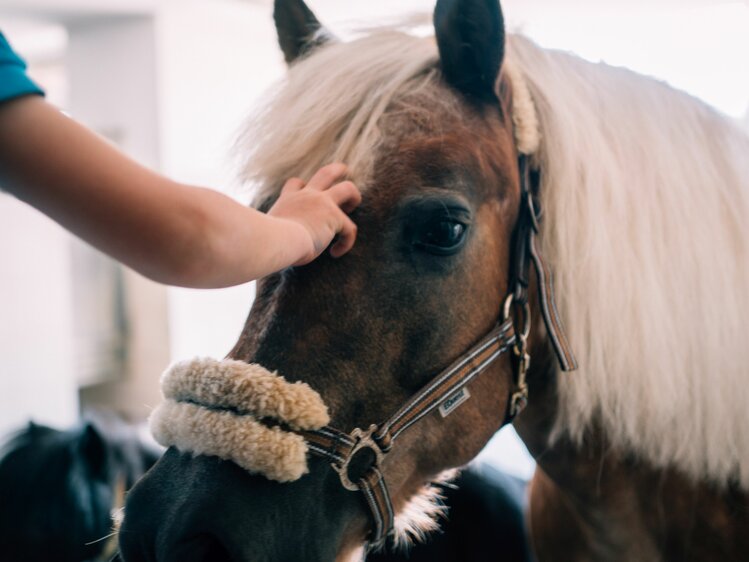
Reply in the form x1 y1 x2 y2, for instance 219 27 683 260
118 447 356 562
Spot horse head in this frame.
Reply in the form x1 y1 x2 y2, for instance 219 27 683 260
119 0 561 560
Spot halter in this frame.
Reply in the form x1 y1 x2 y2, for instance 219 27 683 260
299 154 577 549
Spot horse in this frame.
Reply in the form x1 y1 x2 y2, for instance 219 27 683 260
0 417 161 562
118 0 749 560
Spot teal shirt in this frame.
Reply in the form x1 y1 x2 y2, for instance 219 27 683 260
0 32 44 103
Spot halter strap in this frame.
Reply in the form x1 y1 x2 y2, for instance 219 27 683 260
301 318 516 548
358 467 394 546
373 318 515 449
500 155 577 425
529 233 577 371
511 155 577 372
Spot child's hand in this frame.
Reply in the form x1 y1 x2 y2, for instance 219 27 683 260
268 163 361 265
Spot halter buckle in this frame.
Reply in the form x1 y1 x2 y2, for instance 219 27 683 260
332 425 386 491
509 350 530 418
504 292 532 420
509 386 529 417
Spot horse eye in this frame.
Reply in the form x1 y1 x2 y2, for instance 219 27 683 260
415 219 467 255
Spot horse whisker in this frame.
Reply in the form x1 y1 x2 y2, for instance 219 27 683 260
84 531 118 546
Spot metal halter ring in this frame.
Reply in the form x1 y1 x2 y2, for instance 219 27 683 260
503 293 532 419
502 294 531 343
331 425 386 491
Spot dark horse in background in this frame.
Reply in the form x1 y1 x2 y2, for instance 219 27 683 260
119 0 749 560
0 417 160 562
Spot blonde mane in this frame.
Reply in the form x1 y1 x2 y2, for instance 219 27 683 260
236 32 439 200
237 30 749 489
237 31 537 195
510 36 749 488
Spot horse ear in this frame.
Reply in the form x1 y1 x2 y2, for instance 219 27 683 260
433 0 505 102
79 422 110 479
273 0 330 65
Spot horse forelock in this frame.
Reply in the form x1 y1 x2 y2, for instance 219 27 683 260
234 28 537 206
508 35 749 488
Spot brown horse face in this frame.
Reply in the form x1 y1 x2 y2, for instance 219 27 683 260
119 0 521 560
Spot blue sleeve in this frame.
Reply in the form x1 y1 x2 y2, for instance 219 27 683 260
0 32 44 104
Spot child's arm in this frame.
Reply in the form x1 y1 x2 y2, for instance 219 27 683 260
0 96 360 288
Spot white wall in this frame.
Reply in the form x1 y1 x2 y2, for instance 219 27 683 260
0 21 78 435
0 14 173 431
156 1 281 360
0 197 78 433
0 0 154 23
67 17 162 167
65 16 173 420
508 1 749 119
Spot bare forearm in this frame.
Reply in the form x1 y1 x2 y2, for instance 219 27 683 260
173 187 312 288
0 96 359 287
0 96 307 287
0 97 199 280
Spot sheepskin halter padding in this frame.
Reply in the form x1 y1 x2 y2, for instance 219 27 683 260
149 358 330 483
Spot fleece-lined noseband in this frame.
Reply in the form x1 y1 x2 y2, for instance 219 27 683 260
151 359 330 482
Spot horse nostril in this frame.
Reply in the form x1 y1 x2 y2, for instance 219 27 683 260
118 512 234 562
164 534 235 562
121 534 234 562
195 535 234 562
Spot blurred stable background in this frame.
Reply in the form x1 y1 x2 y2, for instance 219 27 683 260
1 0 748 480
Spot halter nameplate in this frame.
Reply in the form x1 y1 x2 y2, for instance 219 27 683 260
439 387 471 418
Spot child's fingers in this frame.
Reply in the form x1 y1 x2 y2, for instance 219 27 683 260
327 181 361 214
329 214 357 258
281 177 305 193
306 163 348 191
